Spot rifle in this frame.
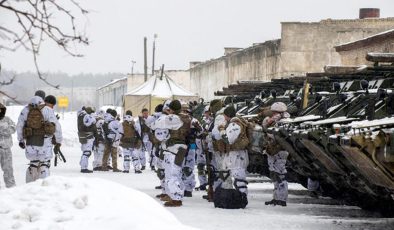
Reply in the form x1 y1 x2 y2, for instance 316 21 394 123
53 144 66 166
137 116 148 152
201 134 214 202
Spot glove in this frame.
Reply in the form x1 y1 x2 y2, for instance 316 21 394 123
19 141 25 149
54 143 61 154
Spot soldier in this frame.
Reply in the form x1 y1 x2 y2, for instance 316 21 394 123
102 109 122 172
151 100 191 207
182 103 202 197
146 103 168 198
262 102 290 207
43 95 63 169
139 108 152 171
121 110 143 174
216 105 249 208
77 106 96 173
195 105 213 190
17 96 62 182
93 110 106 171
0 103 16 188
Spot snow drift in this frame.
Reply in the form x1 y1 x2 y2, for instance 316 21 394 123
0 176 197 230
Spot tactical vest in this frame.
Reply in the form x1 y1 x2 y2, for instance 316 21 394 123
228 117 249 151
96 119 105 143
120 120 141 149
168 113 191 146
77 113 96 143
78 113 96 133
140 117 151 134
23 104 46 146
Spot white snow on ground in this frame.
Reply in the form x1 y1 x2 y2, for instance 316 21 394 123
1 106 394 230
0 176 195 230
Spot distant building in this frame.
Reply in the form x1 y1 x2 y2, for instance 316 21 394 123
97 77 127 109
190 9 394 100
96 70 190 109
40 86 97 111
335 29 394 66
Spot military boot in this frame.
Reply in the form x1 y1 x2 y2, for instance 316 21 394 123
122 170 129 173
93 166 102 171
155 193 166 199
113 168 122 172
155 185 162 190
184 191 192 197
160 194 171 202
141 166 146 170
135 170 142 174
164 200 182 207
276 200 287 206
264 199 277 205
101 167 109 171
81 169 93 173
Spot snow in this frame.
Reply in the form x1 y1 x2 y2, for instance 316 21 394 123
281 115 322 123
1 105 394 230
307 116 358 126
0 176 195 230
348 117 394 129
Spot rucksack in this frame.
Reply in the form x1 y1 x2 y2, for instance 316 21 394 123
234 116 263 153
26 104 45 129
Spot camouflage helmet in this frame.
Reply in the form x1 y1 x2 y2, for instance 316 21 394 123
270 102 287 112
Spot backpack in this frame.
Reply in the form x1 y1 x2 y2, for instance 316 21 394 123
26 104 45 129
233 116 264 153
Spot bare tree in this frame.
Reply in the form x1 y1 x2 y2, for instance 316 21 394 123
0 0 89 100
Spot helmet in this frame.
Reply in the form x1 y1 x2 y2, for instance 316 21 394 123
270 102 287 112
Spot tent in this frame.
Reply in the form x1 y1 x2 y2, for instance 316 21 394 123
123 74 198 115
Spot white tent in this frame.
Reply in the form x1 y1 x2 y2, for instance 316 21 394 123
124 74 198 115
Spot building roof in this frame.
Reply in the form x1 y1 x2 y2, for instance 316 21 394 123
335 29 394 52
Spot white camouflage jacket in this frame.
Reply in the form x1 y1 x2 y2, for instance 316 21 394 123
0 116 16 148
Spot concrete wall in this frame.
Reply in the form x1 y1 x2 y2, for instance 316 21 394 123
190 17 394 100
337 36 394 66
280 18 394 76
190 40 281 100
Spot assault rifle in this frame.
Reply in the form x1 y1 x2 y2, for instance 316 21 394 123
201 133 214 202
53 144 66 166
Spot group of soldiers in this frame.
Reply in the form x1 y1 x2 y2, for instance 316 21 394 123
0 89 291 209
76 106 150 173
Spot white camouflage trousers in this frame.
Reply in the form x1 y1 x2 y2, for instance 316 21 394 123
25 138 53 183
182 148 196 192
0 147 15 188
123 147 142 171
221 150 249 194
93 143 105 168
80 138 94 170
195 139 207 187
267 151 289 202
163 148 185 201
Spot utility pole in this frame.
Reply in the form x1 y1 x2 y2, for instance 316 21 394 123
152 34 158 76
144 37 148 82
131 60 136 76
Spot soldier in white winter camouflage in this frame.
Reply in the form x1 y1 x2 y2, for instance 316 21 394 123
0 103 16 188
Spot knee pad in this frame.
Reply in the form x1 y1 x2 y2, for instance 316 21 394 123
124 155 131 161
197 164 205 175
182 167 193 177
28 160 40 172
233 178 248 191
157 169 165 180
83 151 92 157
40 160 51 169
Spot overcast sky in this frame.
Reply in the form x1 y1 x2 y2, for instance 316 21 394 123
1 0 393 75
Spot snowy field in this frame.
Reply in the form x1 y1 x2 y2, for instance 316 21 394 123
1 106 394 230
